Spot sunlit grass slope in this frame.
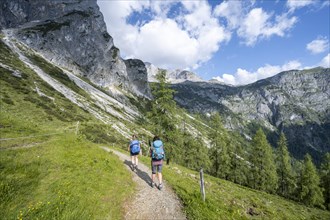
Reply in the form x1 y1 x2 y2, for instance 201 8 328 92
0 39 135 219
0 134 134 219
163 163 330 220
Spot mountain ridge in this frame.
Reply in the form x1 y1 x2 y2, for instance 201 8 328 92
171 67 330 163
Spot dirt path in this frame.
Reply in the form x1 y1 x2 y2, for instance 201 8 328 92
101 147 186 220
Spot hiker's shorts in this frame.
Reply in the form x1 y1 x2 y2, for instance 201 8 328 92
130 151 140 156
151 163 163 174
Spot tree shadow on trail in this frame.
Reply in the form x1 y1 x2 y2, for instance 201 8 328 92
124 160 152 186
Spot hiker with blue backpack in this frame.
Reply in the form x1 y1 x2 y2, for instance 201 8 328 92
149 136 165 190
128 134 141 171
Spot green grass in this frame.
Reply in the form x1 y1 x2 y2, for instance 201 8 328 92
0 66 90 142
0 134 135 219
0 39 92 138
160 162 330 220
1 38 136 219
25 53 91 99
79 121 127 146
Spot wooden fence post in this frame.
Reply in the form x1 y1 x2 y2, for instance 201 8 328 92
75 121 80 135
200 168 206 202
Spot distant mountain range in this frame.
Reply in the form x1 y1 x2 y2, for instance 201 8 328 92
171 68 330 163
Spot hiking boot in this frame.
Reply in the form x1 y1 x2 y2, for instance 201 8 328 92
151 182 155 188
158 183 163 190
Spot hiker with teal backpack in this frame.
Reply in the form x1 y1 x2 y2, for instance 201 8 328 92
149 136 165 190
128 134 141 171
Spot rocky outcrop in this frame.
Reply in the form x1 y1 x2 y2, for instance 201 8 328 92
171 68 330 163
145 62 202 83
125 59 151 98
220 68 330 128
0 0 151 98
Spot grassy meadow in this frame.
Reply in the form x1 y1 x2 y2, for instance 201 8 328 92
0 134 134 219
135 153 330 220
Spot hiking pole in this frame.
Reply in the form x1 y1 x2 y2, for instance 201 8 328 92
200 168 205 202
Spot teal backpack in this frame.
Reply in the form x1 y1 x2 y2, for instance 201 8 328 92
152 140 165 160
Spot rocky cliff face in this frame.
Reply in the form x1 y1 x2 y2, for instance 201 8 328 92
171 68 330 163
0 0 151 98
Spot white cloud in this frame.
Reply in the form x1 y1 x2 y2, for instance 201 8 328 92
282 60 303 70
149 1 178 18
213 74 236 85
214 1 298 46
238 8 270 45
236 68 258 85
321 1 330 8
213 60 302 85
213 1 243 29
306 37 329 54
180 1 231 67
97 0 230 70
237 8 297 46
319 53 330 68
135 18 199 69
286 0 315 12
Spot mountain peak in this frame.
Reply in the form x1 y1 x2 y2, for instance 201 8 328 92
144 62 203 83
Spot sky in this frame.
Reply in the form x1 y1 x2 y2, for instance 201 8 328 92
97 0 330 85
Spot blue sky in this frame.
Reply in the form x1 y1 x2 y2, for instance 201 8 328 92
98 0 330 85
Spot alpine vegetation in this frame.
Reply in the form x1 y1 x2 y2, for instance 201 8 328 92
1 0 329 219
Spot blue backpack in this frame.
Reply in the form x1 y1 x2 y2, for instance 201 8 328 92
130 140 140 154
152 140 165 160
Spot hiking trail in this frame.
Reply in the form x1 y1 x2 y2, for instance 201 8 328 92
101 147 186 220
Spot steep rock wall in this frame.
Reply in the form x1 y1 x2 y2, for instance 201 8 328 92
0 0 151 98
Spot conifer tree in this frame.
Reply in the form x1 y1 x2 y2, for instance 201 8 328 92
149 70 177 134
184 134 210 171
276 132 295 198
208 113 231 179
163 129 181 163
148 70 178 162
229 142 248 185
249 128 278 193
298 154 324 208
320 153 330 210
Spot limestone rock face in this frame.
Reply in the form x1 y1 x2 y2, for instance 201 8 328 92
0 0 151 98
145 62 202 83
171 68 330 162
124 59 151 98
